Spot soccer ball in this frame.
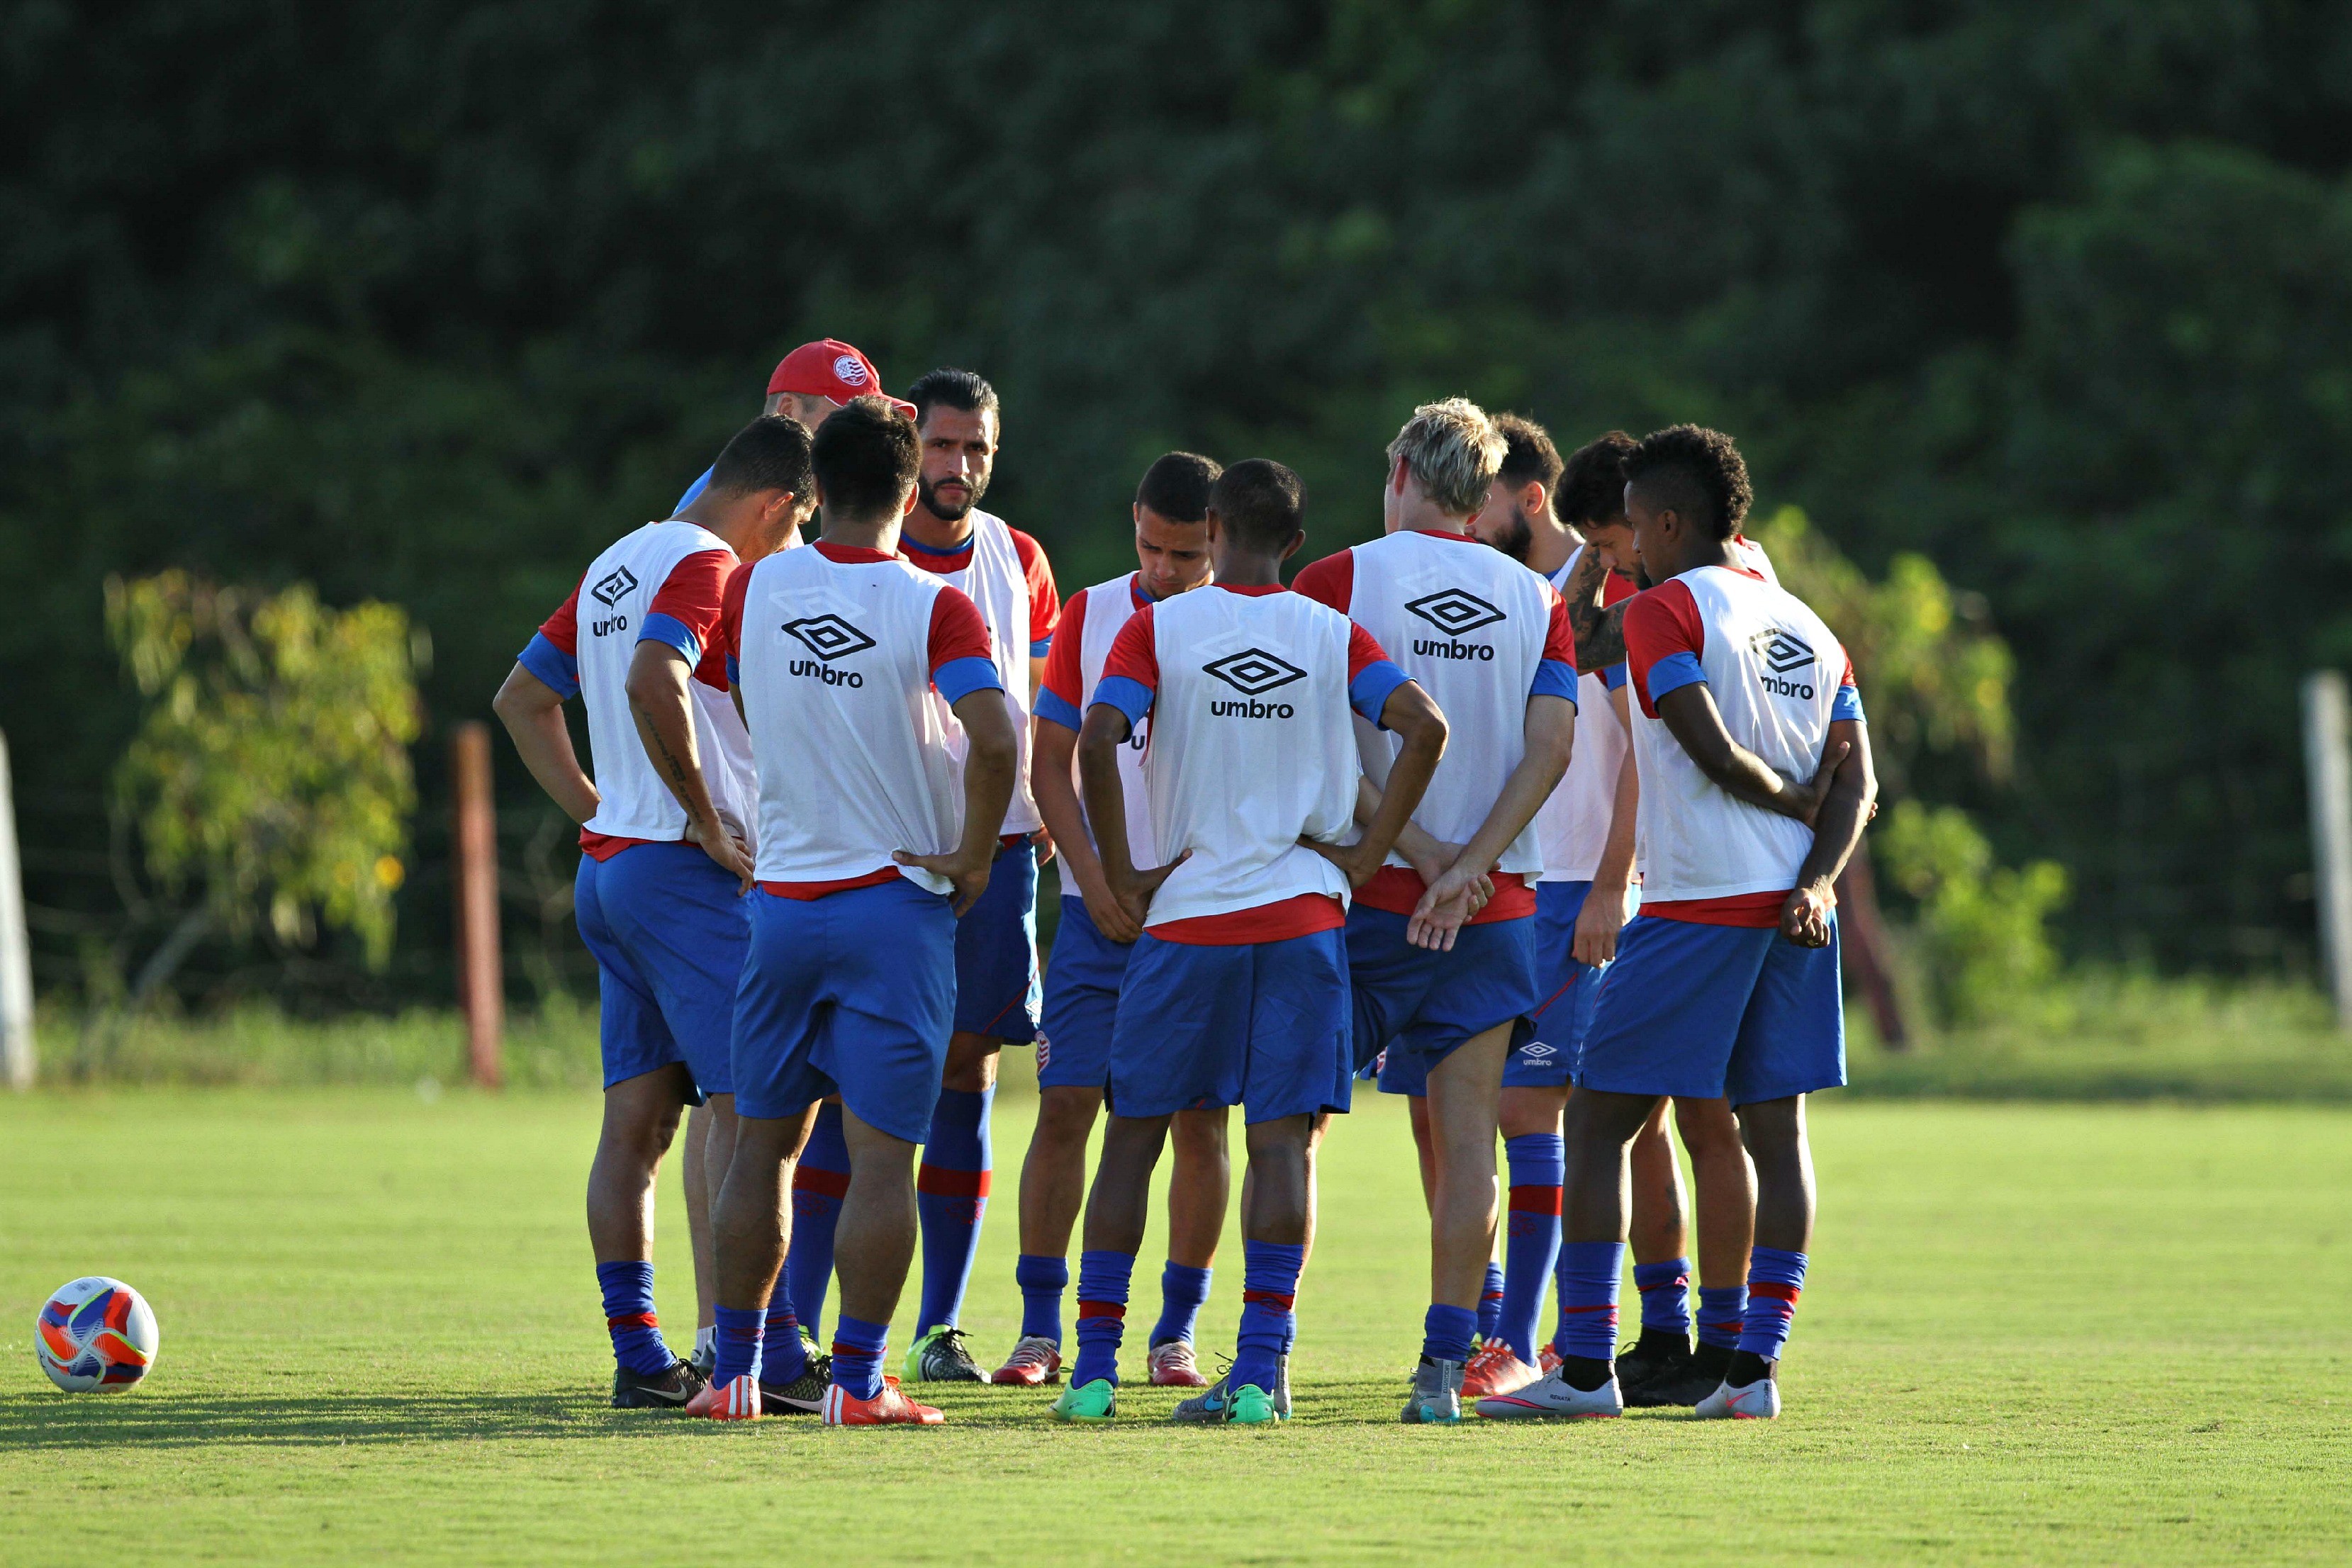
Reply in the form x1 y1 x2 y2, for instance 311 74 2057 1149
33 1277 159 1393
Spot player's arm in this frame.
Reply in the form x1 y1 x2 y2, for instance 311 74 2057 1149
1572 681 1640 966
919 689 1020 917
1311 681 1447 887
1406 693 1574 951
1353 775 1492 915
1563 545 1626 670
1032 719 1138 942
1076 702 1187 931
625 642 750 888
492 663 599 824
1654 684 1848 822
1782 716 1876 948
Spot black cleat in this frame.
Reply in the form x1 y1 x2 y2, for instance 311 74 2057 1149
759 1350 833 1415
906 1325 986 1383
1614 1329 1692 1404
1638 1339 1735 1408
612 1357 709 1410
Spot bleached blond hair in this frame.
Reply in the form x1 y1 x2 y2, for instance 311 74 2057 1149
1386 398 1507 517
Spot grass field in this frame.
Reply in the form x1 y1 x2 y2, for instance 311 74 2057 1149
1 1084 2348 1564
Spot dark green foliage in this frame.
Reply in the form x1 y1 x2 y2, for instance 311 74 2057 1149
5 0 2349 1000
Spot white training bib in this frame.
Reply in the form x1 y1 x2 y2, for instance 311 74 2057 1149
923 510 1041 834
1070 574 1159 875
1535 547 1629 883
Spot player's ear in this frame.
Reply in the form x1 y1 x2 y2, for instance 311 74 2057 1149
900 483 920 517
1278 529 1306 563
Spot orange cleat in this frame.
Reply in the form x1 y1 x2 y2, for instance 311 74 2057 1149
990 1335 1063 1386
822 1374 945 1426
1146 1339 1210 1387
1461 1340 1541 1399
685 1373 763 1421
1538 1343 1562 1377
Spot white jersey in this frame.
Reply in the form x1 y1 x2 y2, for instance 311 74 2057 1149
732 545 992 895
917 509 1044 835
1046 573 1160 878
1625 564 1854 902
561 520 757 846
1105 587 1364 930
1535 547 1631 883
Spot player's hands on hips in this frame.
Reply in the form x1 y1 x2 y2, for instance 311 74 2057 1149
685 814 754 892
1030 826 1055 866
1775 740 1852 825
1406 864 1485 952
1781 880 1835 948
1572 883 1628 966
1104 850 1190 932
1298 835 1384 890
1075 858 1144 944
893 848 995 917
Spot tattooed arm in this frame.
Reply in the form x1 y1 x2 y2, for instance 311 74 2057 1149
1562 543 1628 670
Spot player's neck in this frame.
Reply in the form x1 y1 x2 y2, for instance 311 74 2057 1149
1525 518 1579 577
901 505 975 556
1212 551 1286 587
677 493 773 561
1389 499 1468 537
819 515 902 556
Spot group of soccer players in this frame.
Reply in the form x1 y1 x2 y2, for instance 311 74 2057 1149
493 332 1875 1427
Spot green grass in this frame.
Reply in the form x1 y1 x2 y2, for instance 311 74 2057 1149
0 1085 2347 1564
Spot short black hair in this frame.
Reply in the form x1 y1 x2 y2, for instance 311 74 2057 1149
707 415 815 502
1493 414 1562 503
906 367 1000 431
1620 424 1752 540
811 396 921 524
1135 452 1221 523
1206 458 1305 551
1556 430 1640 528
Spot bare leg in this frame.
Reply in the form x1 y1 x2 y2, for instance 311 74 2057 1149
685 1095 739 1331
834 1109 924 1327
1497 1084 1568 1142
1423 1022 1511 1311
1080 1114 1172 1256
1166 1106 1230 1270
586 1065 691 1261
1734 1097 1813 1255
1561 1087 1667 1244
1404 1094 1437 1211
1017 1084 1102 1255
1241 1116 1312 1245
1627 1097 1689 1265
710 1106 814 1309
1674 1096 1757 1289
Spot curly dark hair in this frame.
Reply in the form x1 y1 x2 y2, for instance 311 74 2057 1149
1555 430 1639 528
1619 424 1752 539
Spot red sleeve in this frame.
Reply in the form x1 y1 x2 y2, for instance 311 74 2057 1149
540 580 582 654
1289 549 1354 614
1540 586 1579 672
928 586 997 672
1621 579 1706 715
1841 655 1857 690
1100 605 1160 691
1600 569 1638 608
647 547 736 649
1012 529 1060 648
1038 586 1087 708
1346 622 1392 681
717 561 754 673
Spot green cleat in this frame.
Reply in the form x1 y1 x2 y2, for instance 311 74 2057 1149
905 1325 985 1383
1051 1377 1117 1423
1226 1383 1281 1425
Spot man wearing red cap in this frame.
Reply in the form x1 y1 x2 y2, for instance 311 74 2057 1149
673 340 914 515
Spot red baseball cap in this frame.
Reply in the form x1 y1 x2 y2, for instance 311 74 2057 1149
766 340 917 418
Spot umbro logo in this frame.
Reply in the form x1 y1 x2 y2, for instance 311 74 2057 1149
1405 589 1506 639
1751 628 1815 675
783 615 877 662
1202 648 1307 698
590 566 639 607
1520 1041 1558 1059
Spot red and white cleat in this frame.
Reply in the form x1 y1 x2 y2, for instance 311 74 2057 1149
685 1373 762 1421
1146 1339 1210 1388
1461 1340 1541 1399
1538 1343 1562 1377
823 1374 946 1426
990 1335 1063 1387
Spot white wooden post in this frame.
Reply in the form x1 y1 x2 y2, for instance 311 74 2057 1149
0 730 35 1088
2302 672 2352 1031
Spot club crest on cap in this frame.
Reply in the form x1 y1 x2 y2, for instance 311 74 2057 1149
833 355 870 388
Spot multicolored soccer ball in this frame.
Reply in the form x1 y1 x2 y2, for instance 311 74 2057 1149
34 1277 159 1392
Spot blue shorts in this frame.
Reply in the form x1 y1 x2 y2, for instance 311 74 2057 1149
573 841 749 1099
1036 895 1131 1091
1506 880 1641 1089
1348 907 1538 1097
1110 927 1353 1124
731 879 958 1140
1575 912 1846 1105
955 840 1041 1043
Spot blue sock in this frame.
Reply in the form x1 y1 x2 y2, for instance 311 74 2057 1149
1015 1253 1069 1344
786 1102 850 1342
1634 1257 1693 1336
712 1304 763 1388
1698 1284 1749 1350
915 1085 994 1333
1072 1249 1136 1387
1476 1259 1506 1343
1421 1302 1479 1365
1501 1132 1564 1365
1150 1262 1212 1346
761 1289 807 1384
1233 1241 1305 1393
1552 1241 1624 1362
595 1260 673 1376
829 1314 890 1401
1738 1247 1807 1362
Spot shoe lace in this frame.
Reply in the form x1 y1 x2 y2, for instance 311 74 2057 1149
931 1327 979 1367
1151 1339 1197 1368
1007 1338 1055 1368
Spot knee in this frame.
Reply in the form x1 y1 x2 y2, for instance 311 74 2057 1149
942 1034 1000 1094
1032 1092 1098 1146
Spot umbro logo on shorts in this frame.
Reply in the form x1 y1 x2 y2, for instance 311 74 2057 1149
1404 588 1506 639
783 615 878 662
1520 1040 1557 1059
1202 648 1308 698
1751 627 1815 675
590 565 639 607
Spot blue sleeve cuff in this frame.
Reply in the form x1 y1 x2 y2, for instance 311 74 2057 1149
517 632 578 700
1832 683 1864 724
637 611 700 666
1349 661 1412 728
1530 659 1580 707
934 655 1004 706
674 466 712 515
724 654 740 686
1092 674 1155 729
1034 686 1084 732
1601 662 1628 692
1645 650 1707 702
1030 637 1053 659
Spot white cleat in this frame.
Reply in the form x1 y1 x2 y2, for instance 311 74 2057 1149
1693 1376 1781 1419
1473 1367 1623 1420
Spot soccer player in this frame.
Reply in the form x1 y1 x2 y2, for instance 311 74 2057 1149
992 452 1231 1389
673 338 912 513
1292 400 1577 1426
693 396 1019 1425
1053 459 1446 1425
1479 424 1874 1422
491 414 815 1409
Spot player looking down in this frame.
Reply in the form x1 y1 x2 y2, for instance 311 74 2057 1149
1479 424 1874 1422
491 414 815 1409
673 338 914 515
1055 459 1447 1425
993 452 1231 1390
694 396 1019 1426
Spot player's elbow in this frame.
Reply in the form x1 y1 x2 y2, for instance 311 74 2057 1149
491 665 544 727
